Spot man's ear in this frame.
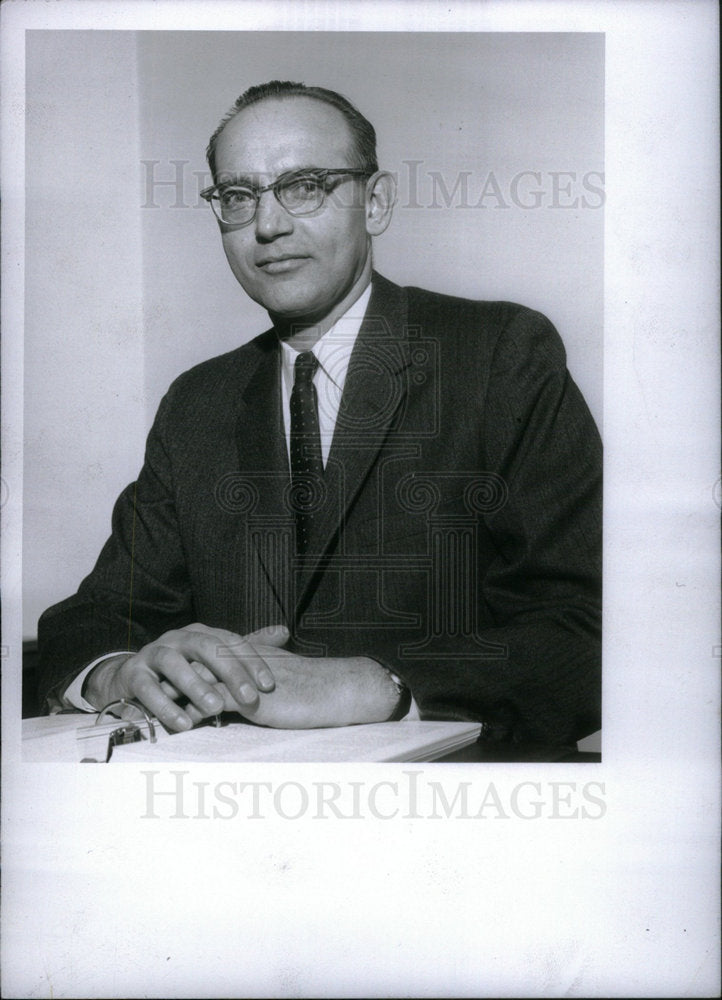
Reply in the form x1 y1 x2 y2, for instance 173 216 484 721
364 171 397 236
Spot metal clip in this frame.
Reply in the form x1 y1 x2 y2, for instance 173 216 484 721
79 699 158 762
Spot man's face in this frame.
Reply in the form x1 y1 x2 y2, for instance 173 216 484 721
213 97 373 325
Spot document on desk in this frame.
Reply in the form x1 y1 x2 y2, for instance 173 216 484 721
21 715 481 763
22 714 135 763
109 720 482 763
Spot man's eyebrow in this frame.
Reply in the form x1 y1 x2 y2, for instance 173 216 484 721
216 172 256 187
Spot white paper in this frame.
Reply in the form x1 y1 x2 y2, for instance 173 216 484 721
2 2 719 998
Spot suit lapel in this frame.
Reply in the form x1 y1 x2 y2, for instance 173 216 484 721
234 334 294 625
294 273 410 618
236 334 286 473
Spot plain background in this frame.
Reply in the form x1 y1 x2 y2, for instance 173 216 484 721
2 3 719 998
23 29 604 634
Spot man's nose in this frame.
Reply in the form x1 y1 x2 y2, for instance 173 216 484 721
254 189 294 240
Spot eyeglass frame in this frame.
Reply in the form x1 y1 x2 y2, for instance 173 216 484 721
200 167 373 226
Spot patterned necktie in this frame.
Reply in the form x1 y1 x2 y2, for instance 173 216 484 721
290 351 324 555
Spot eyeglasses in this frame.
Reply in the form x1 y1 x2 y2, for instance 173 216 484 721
200 168 371 226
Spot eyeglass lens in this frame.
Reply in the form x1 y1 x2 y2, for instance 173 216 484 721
216 174 328 224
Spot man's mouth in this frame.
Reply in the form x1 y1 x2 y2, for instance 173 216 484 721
256 255 309 273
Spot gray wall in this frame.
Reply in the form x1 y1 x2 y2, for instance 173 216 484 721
24 30 603 634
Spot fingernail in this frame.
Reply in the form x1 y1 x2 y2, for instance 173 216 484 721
202 691 223 711
258 670 274 689
239 683 256 703
175 714 192 731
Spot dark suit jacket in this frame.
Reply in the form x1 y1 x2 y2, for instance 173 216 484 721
38 272 602 744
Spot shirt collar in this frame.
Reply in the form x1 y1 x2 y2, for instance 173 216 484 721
279 283 372 393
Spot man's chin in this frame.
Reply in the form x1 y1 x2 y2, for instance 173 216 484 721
260 287 336 328
244 264 369 331
246 274 316 313
269 303 334 334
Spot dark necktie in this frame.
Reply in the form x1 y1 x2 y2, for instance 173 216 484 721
290 351 324 554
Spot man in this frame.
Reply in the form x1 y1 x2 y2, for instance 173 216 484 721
37 81 602 746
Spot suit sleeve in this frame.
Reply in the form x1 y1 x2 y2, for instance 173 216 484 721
36 385 195 711
378 307 602 745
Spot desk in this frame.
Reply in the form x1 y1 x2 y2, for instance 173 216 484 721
437 742 601 763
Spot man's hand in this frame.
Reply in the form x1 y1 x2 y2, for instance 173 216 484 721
83 623 288 731
186 641 403 729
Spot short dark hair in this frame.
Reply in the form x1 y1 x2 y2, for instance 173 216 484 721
206 80 379 181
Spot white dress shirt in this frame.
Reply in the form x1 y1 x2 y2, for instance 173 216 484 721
279 283 371 467
63 282 417 719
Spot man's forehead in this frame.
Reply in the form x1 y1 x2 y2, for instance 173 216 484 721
214 96 354 172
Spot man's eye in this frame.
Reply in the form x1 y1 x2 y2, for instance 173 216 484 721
219 188 255 208
284 177 324 200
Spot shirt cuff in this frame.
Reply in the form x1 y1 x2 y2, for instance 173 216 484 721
62 651 131 711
